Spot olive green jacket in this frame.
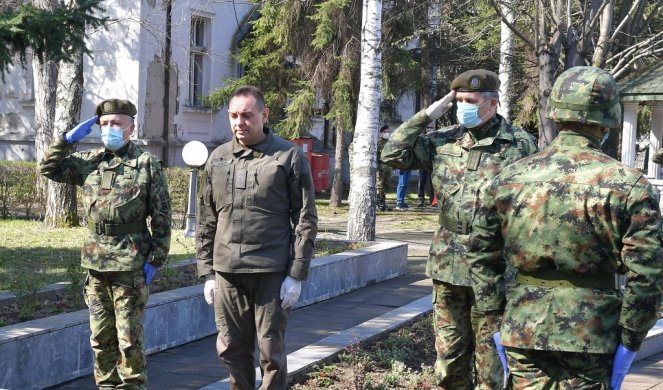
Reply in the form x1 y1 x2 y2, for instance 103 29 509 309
196 128 318 280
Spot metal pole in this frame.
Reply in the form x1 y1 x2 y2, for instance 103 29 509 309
184 168 198 237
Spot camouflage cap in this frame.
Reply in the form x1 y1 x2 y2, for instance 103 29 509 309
95 99 137 123
546 66 621 128
450 69 500 92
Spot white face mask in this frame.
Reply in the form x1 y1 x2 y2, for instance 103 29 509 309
381 133 390 140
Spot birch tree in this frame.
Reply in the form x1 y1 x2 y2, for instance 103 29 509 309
492 0 663 147
347 0 382 241
497 0 515 120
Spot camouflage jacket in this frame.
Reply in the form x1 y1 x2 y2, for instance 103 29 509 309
381 109 537 285
40 134 172 272
468 130 663 353
196 128 318 280
377 136 391 176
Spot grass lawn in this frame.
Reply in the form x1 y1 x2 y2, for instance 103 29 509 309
0 219 196 292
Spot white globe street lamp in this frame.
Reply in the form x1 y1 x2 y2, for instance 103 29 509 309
182 140 209 237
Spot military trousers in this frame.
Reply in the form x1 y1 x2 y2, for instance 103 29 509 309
507 347 611 389
432 280 503 390
84 269 149 390
214 272 289 390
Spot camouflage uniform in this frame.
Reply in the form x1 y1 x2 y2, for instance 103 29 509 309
40 130 171 389
196 127 318 389
468 66 663 389
381 106 537 389
377 136 392 210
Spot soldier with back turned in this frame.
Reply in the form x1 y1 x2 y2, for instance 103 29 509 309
468 66 663 389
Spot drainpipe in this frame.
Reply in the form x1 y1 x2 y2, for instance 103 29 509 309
161 0 173 166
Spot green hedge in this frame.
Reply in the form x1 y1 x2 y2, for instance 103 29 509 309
0 161 192 222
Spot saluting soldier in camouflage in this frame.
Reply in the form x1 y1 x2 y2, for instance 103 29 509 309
377 124 393 211
40 99 172 390
468 66 663 389
381 69 537 389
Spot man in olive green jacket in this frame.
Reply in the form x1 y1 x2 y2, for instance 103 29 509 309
196 86 318 389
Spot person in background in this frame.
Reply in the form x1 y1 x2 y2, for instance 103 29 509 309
381 69 537 389
377 124 393 211
417 124 435 208
40 98 172 389
469 66 663 389
196 85 318 389
395 169 411 210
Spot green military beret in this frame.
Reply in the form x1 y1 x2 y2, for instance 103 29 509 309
450 69 500 92
95 99 137 123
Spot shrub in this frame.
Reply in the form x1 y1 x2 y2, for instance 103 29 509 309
0 160 193 225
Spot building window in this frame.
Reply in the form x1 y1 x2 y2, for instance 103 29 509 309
189 16 210 107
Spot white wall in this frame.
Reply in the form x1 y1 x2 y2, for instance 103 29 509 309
0 0 253 165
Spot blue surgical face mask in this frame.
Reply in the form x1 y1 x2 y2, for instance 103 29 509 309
600 130 609 146
456 100 490 128
101 126 129 151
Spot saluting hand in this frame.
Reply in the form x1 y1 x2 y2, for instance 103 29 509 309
65 116 98 144
425 91 455 121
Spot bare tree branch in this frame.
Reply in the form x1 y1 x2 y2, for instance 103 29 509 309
635 0 663 36
490 0 535 49
610 0 643 41
612 48 663 79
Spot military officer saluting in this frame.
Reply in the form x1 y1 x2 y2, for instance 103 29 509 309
40 99 172 390
468 66 663 389
381 69 537 389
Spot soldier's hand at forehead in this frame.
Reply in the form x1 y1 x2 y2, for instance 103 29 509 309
64 116 99 144
425 91 456 121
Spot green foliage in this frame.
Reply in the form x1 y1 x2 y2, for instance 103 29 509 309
163 167 190 228
276 83 316 139
309 0 351 50
0 160 43 218
0 0 108 75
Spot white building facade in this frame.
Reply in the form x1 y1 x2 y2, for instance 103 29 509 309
0 0 254 165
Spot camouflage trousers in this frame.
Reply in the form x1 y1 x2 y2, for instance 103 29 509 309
377 164 392 203
214 272 289 390
506 347 611 389
84 269 149 390
433 280 503 390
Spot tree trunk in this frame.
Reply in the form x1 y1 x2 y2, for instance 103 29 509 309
419 5 431 108
44 39 84 227
497 0 515 120
592 0 614 67
329 124 346 207
535 0 561 148
347 0 382 241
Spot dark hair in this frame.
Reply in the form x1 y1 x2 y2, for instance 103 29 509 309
229 86 265 110
379 124 389 132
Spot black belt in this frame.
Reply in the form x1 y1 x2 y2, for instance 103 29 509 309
516 270 615 289
88 220 147 235
439 214 470 235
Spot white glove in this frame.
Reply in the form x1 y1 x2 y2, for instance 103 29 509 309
203 279 215 305
425 91 456 121
280 276 302 309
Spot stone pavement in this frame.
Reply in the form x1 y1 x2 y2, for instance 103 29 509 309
50 215 663 389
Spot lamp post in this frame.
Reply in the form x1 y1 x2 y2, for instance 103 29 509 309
182 140 209 237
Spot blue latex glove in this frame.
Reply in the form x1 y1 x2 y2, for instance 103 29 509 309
611 344 636 390
64 116 98 144
493 332 509 387
143 263 158 285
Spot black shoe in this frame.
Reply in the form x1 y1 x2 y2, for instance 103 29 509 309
417 200 425 207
